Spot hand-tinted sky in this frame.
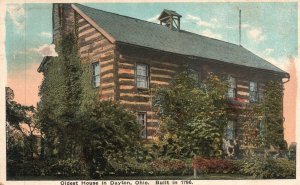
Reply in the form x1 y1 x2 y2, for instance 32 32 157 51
5 2 298 143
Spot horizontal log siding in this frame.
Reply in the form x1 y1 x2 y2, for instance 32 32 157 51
234 79 266 103
117 56 179 138
76 13 116 100
236 79 250 102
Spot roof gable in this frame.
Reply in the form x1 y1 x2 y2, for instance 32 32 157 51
73 3 287 75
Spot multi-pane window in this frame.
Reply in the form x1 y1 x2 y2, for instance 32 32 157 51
137 112 147 139
249 81 258 103
136 63 149 88
228 76 236 98
92 62 100 87
225 120 235 140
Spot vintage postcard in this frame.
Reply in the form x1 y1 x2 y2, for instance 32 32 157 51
0 0 299 185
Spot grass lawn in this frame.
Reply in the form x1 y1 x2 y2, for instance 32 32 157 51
8 174 255 180
193 174 256 180
103 174 255 180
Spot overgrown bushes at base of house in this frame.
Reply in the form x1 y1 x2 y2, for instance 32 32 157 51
192 157 235 174
7 159 89 178
235 157 296 179
149 159 192 176
102 158 192 177
50 158 89 178
7 156 296 179
191 156 296 179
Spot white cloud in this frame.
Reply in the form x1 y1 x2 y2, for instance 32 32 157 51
40 32 52 38
247 27 265 43
7 4 25 31
186 14 199 21
201 29 222 40
147 14 160 23
186 14 220 28
223 23 266 44
30 44 58 57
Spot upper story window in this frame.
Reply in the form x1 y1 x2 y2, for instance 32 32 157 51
137 112 147 139
92 62 100 88
136 63 149 89
227 76 236 98
249 81 258 103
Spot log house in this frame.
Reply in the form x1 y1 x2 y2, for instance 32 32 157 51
38 4 289 143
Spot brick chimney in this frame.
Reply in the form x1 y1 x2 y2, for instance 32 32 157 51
52 3 75 44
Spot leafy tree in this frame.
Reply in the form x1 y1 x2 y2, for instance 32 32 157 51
6 87 38 159
6 87 34 128
153 69 229 158
6 87 42 179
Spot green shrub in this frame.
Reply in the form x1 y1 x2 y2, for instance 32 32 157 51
237 157 296 179
153 70 229 159
7 159 50 177
50 158 89 178
104 158 192 177
149 159 192 176
79 100 142 178
193 157 235 174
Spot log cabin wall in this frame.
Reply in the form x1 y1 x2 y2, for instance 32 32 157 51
117 56 181 139
76 13 116 100
201 60 283 145
116 44 203 139
202 61 282 104
115 44 283 140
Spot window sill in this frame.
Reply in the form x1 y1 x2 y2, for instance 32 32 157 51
137 87 150 92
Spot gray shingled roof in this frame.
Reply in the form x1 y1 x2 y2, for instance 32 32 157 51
74 3 287 75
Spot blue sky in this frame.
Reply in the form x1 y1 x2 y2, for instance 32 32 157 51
5 2 298 106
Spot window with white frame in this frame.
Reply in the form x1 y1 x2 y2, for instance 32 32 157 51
228 76 236 98
249 81 258 103
137 112 147 138
92 62 100 88
136 63 149 88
